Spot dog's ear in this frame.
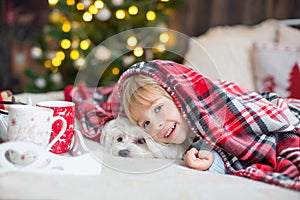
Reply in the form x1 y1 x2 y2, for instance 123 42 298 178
100 119 116 145
115 116 130 126
99 126 106 145
115 116 134 133
115 116 124 127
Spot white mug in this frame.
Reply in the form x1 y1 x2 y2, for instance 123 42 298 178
7 105 67 152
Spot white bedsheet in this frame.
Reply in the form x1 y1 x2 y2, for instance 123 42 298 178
0 91 299 199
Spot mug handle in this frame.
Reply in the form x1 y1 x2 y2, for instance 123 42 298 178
46 116 67 151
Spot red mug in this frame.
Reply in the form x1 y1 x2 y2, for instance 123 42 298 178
36 101 75 154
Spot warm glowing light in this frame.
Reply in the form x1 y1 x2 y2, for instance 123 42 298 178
88 5 98 14
128 6 138 15
160 0 170 2
44 60 51 68
61 39 71 49
127 36 137 47
51 67 59 73
60 16 69 23
52 57 62 67
83 12 93 22
74 57 85 69
76 2 85 10
146 10 156 21
133 47 144 57
94 0 104 9
66 0 75 6
31 46 42 59
49 10 61 24
56 51 65 60
80 40 90 50
70 49 80 60
95 46 111 60
48 0 59 6
156 44 166 52
115 9 126 19
62 22 71 32
112 67 120 75
153 44 166 54
159 33 169 43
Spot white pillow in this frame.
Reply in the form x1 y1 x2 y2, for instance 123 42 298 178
278 24 300 46
252 42 300 99
184 19 279 90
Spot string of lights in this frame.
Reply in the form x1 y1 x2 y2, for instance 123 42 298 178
27 0 184 92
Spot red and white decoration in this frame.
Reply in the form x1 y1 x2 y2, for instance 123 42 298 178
252 42 300 99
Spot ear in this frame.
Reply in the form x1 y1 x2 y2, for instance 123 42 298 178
115 116 127 127
100 119 116 145
100 126 107 145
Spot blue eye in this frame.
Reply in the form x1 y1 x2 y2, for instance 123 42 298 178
155 104 163 113
143 121 150 128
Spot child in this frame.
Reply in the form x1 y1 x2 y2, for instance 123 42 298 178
120 72 226 173
112 60 300 191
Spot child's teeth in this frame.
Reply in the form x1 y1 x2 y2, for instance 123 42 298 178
165 124 175 138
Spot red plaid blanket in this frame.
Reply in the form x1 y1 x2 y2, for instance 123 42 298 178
69 60 300 191
66 82 115 141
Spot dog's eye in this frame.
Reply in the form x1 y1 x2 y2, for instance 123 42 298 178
137 138 146 144
117 137 123 142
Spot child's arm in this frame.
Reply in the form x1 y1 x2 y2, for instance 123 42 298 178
184 147 214 171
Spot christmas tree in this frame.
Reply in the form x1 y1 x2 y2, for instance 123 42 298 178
25 0 185 92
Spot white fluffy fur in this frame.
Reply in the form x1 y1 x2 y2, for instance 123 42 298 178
100 116 185 159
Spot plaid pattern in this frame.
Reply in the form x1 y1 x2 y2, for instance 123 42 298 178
68 82 115 141
115 60 300 191
69 60 300 190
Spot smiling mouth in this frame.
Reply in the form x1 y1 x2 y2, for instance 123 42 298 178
164 123 176 138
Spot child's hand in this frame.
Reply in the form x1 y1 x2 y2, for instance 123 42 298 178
184 147 214 171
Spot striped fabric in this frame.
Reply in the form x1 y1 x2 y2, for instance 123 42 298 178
115 60 300 190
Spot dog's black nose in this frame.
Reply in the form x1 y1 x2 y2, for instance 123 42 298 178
118 149 130 157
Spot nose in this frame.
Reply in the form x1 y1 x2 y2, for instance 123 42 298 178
145 111 166 136
158 121 164 128
148 118 164 132
118 149 130 157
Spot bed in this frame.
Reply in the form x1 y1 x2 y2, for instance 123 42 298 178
1 89 299 199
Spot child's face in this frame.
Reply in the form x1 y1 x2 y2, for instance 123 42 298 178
132 93 190 144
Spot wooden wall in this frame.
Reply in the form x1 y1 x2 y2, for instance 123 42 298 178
169 0 300 36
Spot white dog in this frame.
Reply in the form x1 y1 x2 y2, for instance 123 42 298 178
100 116 185 159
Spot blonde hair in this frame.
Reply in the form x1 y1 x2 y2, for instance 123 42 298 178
120 74 171 123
